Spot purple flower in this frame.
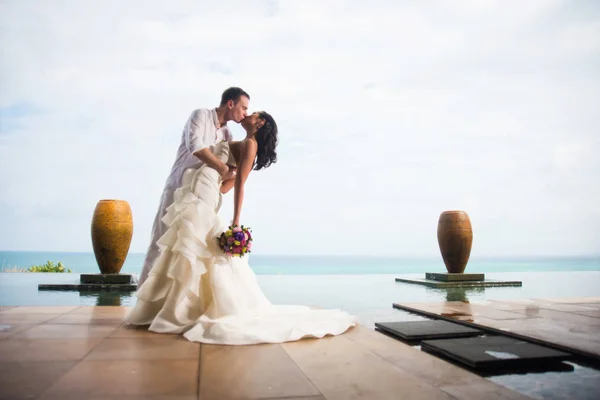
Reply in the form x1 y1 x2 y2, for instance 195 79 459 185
234 231 245 241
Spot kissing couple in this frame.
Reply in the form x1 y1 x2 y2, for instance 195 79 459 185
125 87 356 345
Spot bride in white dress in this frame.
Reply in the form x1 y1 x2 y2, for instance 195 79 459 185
125 111 356 345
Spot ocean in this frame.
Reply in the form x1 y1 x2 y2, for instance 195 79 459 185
2 251 599 275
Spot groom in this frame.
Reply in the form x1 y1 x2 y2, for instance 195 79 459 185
137 87 251 288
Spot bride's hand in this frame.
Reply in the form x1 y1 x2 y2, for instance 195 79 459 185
222 165 237 181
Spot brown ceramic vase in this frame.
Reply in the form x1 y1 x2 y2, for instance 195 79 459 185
91 200 133 274
437 210 473 274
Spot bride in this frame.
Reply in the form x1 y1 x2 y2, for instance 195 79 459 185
125 111 356 345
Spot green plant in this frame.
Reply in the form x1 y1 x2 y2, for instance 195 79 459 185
28 261 72 273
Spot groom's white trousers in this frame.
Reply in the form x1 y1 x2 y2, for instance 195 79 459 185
137 188 175 288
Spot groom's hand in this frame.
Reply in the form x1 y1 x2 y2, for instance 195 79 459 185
222 165 237 181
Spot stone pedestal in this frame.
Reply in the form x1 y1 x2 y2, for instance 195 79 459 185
425 272 485 282
38 273 137 291
80 274 133 284
395 272 522 288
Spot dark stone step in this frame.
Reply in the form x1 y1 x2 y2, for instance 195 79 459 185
375 320 483 341
421 335 571 371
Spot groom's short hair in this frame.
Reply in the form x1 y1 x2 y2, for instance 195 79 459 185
220 87 250 106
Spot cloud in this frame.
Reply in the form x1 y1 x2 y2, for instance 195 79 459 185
0 0 599 257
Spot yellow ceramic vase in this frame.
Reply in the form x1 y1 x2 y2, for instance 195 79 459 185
91 200 133 274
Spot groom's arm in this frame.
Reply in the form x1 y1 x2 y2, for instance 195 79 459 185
194 148 231 177
185 109 234 179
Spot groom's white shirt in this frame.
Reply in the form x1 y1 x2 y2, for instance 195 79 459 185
165 108 232 190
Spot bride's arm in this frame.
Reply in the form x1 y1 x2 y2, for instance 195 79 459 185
232 140 258 226
220 178 235 194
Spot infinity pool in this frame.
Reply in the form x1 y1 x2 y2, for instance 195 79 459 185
2 271 600 328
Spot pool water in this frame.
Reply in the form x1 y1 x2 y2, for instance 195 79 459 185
2 271 600 327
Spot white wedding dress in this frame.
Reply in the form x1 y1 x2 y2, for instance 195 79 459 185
125 142 356 344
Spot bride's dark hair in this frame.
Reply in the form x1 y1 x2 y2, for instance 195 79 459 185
254 112 278 171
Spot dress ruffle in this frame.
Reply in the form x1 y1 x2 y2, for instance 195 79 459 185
125 174 227 333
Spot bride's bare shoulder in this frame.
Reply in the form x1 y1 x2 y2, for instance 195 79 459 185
230 138 256 149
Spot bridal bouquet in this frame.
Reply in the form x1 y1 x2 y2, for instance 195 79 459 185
217 225 253 257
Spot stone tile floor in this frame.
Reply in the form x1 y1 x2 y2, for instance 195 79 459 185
0 305 533 400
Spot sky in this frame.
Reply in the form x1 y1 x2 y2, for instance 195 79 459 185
0 0 599 257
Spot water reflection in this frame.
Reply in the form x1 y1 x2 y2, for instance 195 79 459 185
421 286 486 303
78 290 135 306
444 287 485 302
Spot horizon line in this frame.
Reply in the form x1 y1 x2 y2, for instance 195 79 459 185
1 249 599 259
